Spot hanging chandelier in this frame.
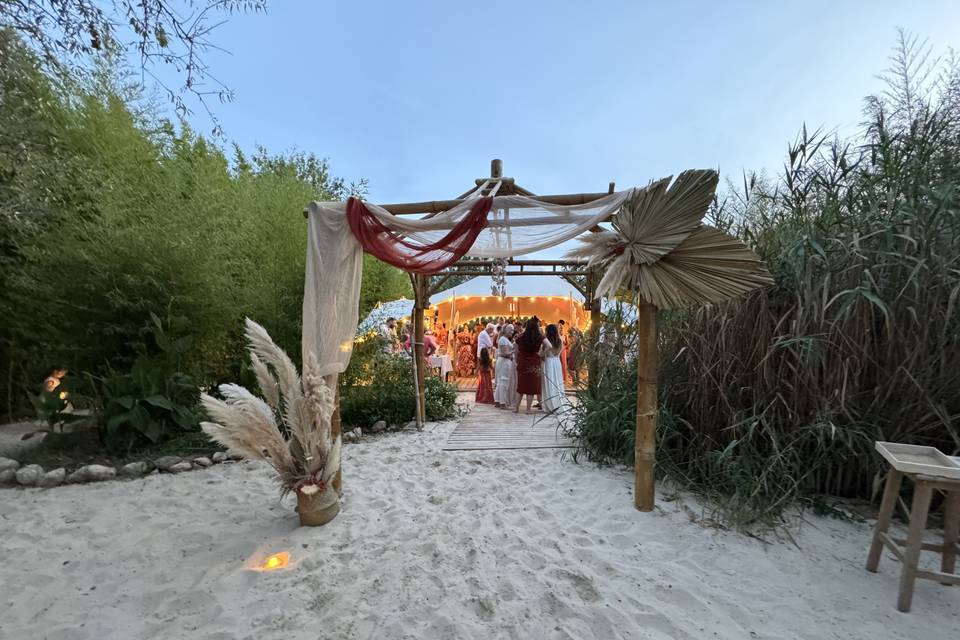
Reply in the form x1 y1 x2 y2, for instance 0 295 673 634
490 258 508 297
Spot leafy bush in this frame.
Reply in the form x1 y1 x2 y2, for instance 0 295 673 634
424 375 458 421
93 314 201 452
340 344 458 428
340 355 418 428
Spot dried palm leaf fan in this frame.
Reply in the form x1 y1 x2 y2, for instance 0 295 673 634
201 319 342 526
567 169 773 511
567 169 772 307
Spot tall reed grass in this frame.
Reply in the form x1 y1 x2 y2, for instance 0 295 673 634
565 33 960 527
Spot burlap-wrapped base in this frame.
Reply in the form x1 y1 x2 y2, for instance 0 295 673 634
295 490 340 526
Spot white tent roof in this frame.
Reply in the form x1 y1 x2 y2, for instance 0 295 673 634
432 275 583 302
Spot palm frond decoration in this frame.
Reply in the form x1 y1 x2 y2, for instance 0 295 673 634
567 169 773 308
200 318 340 500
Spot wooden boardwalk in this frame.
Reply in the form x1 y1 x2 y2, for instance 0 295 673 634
443 402 576 451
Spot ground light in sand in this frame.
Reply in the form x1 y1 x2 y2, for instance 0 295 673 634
248 551 293 572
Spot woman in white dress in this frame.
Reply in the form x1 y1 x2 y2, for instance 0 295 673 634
540 324 565 413
494 324 517 409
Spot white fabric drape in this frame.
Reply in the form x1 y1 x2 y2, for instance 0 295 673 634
303 191 631 376
303 201 363 377
359 191 630 258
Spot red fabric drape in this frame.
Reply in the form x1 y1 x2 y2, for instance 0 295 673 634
346 196 492 274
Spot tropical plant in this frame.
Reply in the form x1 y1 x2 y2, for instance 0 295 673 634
94 313 200 452
201 319 340 501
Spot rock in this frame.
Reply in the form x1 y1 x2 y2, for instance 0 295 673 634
153 456 182 471
0 469 18 485
0 457 20 472
15 464 44 486
211 452 227 463
119 461 150 477
403 421 417 430
66 468 88 484
343 430 359 443
370 420 387 434
192 456 212 468
39 468 66 488
167 461 193 473
82 465 116 482
226 450 244 461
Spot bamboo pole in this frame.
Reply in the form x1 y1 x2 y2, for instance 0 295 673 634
412 275 427 426
331 383 342 493
634 299 658 511
586 269 602 388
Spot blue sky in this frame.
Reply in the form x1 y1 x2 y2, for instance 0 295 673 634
159 1 960 203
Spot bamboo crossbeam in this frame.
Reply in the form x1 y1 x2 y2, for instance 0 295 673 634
411 213 606 230
303 191 614 218
439 270 590 277
455 259 589 267
386 192 611 214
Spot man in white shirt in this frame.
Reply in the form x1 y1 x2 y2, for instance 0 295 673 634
477 322 495 357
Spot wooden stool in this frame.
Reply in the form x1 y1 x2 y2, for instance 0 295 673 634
866 470 960 612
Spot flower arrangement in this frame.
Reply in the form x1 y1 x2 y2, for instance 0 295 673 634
200 318 341 525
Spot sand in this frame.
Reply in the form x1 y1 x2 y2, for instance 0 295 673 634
1 412 957 639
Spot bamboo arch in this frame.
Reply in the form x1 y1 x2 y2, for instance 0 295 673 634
306 159 772 515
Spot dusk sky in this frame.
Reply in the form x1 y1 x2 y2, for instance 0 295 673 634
156 1 960 203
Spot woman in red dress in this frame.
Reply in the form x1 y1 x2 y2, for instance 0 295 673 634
514 317 543 413
475 347 494 404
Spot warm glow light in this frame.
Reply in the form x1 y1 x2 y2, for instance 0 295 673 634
548 297 553 301
513 297 519 301
481 297 486 301
259 552 291 571
59 391 67 400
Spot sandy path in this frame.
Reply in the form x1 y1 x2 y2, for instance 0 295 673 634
0 416 956 639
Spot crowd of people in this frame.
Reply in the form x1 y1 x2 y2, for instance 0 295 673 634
377 314 586 414
460 316 583 414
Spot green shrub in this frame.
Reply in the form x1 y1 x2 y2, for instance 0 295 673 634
93 314 201 452
424 375 458 421
340 354 417 428
340 345 458 428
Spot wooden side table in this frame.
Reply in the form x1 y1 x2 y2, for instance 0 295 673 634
866 467 960 612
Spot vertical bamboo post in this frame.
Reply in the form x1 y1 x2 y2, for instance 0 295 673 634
412 274 427 426
586 269 602 388
635 299 658 511
331 383 342 492
491 158 503 179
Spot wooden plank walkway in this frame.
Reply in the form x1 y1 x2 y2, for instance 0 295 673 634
443 402 576 451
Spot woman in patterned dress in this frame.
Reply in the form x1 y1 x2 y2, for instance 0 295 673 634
455 327 475 377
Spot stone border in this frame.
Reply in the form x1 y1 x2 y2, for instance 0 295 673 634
0 450 244 490
0 424 383 490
